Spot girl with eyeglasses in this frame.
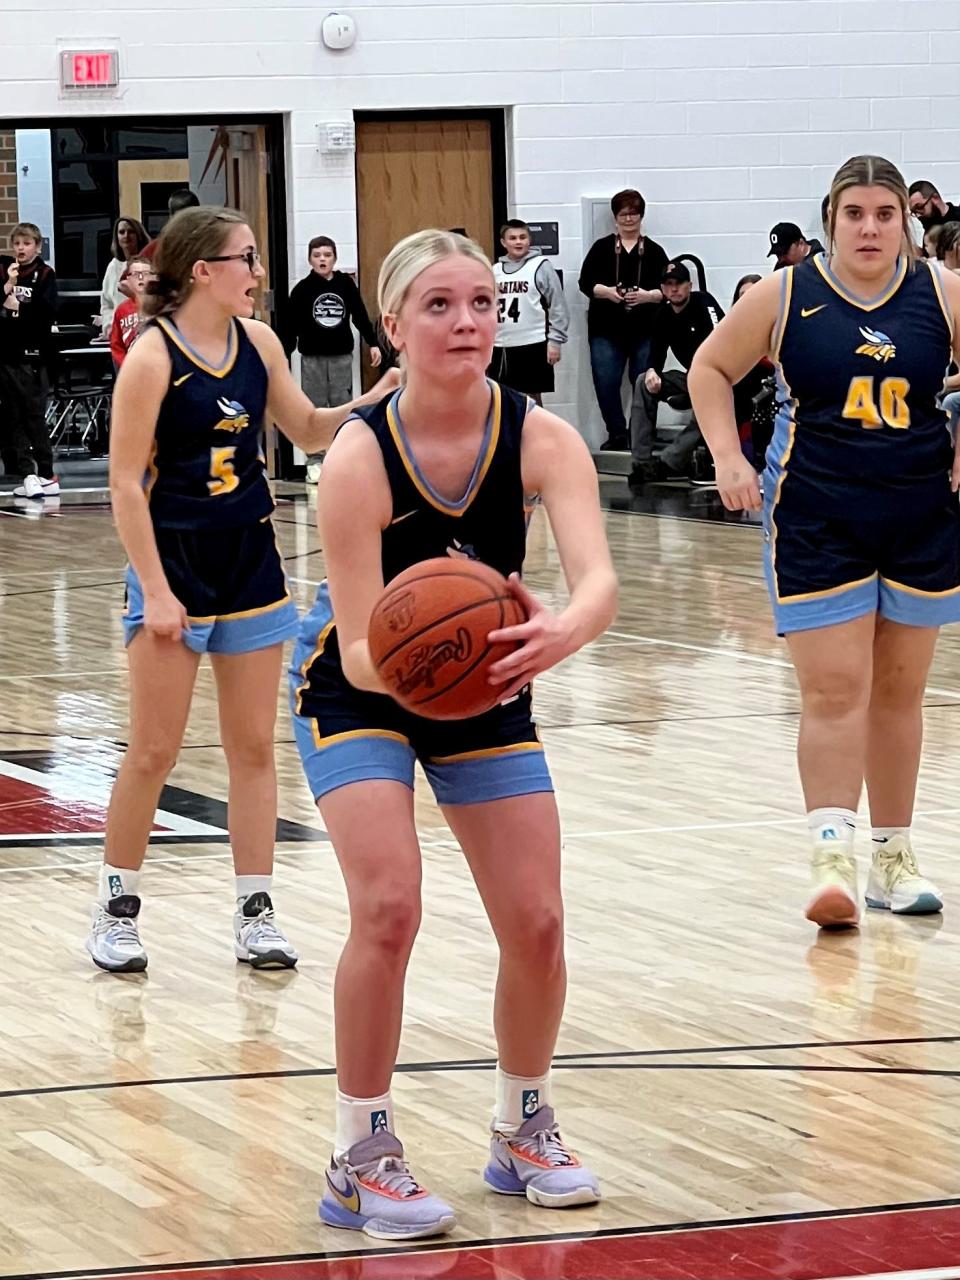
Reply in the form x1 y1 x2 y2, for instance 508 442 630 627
85 206 399 975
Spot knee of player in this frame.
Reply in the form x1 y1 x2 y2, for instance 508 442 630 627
870 661 928 712
353 890 422 959
801 666 871 719
126 738 181 781
223 733 276 775
498 902 565 970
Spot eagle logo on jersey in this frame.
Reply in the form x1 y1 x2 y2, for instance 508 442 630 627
855 327 896 363
212 397 250 433
447 538 477 561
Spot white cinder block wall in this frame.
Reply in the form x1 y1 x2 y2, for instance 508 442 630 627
7 0 960 441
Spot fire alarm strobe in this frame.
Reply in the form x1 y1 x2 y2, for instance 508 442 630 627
322 12 356 49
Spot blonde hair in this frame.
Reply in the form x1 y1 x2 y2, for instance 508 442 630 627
377 229 493 319
827 155 917 263
143 206 250 318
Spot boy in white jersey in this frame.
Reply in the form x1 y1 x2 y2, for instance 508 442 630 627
489 220 569 405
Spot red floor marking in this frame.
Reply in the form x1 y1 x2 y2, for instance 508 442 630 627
0 775 169 837
66 1204 960 1280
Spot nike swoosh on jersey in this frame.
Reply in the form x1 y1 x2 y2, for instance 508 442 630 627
325 1171 361 1215
390 510 417 525
800 305 827 318
173 373 193 387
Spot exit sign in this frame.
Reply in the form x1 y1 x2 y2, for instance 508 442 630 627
59 49 119 92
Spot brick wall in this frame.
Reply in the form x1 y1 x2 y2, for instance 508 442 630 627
0 131 17 245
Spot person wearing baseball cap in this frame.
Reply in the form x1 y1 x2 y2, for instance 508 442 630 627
767 221 824 270
628 259 724 485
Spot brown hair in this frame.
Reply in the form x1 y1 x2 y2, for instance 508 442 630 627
827 155 916 263
309 234 337 258
143 206 250 318
11 222 42 245
611 189 645 219
935 221 960 264
110 215 150 261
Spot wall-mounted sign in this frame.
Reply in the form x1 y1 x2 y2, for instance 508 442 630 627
527 222 559 256
59 50 120 93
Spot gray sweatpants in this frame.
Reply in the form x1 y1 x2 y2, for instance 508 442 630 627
301 353 353 464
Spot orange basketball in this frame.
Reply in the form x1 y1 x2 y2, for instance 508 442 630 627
368 558 527 720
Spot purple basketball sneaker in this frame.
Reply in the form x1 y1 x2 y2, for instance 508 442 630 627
319 1130 456 1240
484 1104 600 1207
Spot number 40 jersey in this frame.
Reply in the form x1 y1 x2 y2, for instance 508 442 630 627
146 315 274 529
768 255 954 499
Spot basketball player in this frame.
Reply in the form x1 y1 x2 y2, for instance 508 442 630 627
489 219 569 405
86 207 399 974
689 155 960 929
290 229 617 1237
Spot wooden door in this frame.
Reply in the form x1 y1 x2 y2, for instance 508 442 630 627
117 159 189 230
224 125 272 325
355 117 495 385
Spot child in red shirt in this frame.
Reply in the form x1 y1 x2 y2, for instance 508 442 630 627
110 255 154 369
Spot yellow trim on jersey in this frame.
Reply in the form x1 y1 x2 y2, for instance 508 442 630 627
143 442 160 498
777 572 878 605
156 315 239 379
770 267 794 362
428 741 544 765
813 254 907 312
926 260 955 343
881 576 960 600
386 381 502 518
311 726 410 750
214 592 292 622
293 615 335 717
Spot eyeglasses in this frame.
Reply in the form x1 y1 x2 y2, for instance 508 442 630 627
911 196 935 218
205 249 261 272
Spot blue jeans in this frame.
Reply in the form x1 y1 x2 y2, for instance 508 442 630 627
942 390 960 443
589 335 651 438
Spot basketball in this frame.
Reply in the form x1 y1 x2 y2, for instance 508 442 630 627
367 558 527 719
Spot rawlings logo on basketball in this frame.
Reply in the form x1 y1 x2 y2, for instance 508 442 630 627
383 591 417 633
393 628 473 697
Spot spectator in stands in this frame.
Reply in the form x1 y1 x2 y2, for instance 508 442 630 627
138 191 199 266
908 180 960 232
729 274 775 472
579 189 668 451
767 222 825 270
0 222 59 496
934 221 960 272
923 224 947 260
628 260 723 485
109 255 154 370
281 235 382 484
490 219 569 406
100 216 149 334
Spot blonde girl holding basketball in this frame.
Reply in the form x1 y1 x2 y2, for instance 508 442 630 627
289 229 617 1238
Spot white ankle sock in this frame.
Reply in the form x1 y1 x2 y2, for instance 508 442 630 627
494 1066 551 1133
872 826 910 847
98 864 140 906
807 808 856 847
235 874 272 904
335 1090 394 1159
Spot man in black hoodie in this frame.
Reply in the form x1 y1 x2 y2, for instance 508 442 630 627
0 222 59 496
281 236 382 482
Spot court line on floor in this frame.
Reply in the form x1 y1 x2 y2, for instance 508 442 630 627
4 1037 959 1102
1 579 125 599
0 667 124 683
5 804 960 871
10 1196 960 1280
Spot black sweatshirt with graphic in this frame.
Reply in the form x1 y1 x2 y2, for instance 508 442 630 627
281 270 380 358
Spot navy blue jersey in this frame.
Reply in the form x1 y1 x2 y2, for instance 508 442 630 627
146 316 274 529
294 379 531 701
767 256 954 503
